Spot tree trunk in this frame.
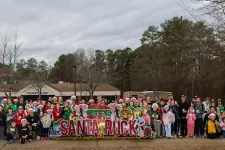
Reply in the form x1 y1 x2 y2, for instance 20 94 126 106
39 88 42 100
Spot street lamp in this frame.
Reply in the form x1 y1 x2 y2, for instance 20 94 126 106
73 65 77 96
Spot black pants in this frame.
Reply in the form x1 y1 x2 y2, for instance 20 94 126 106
172 119 178 135
195 118 204 136
180 118 187 137
6 133 14 141
207 133 219 139
42 128 49 138
20 135 33 144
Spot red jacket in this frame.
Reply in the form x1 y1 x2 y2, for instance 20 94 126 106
13 111 26 126
53 109 61 121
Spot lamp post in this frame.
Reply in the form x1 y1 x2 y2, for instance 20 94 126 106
73 65 77 96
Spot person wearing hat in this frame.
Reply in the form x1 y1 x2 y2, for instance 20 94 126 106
206 113 220 139
179 95 190 137
88 98 97 109
2 98 8 107
13 106 26 133
4 99 17 113
20 119 32 144
204 106 219 126
26 108 41 140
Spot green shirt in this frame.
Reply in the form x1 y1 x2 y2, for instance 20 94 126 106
4 104 18 113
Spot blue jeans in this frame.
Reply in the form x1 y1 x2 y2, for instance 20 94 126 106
223 130 225 138
165 124 171 138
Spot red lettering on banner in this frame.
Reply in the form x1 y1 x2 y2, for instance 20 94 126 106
60 120 68 136
68 120 76 135
77 120 85 136
92 120 99 135
105 120 113 135
129 120 137 135
113 121 121 137
121 121 128 136
85 119 92 135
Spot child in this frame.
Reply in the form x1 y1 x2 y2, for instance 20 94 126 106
20 119 32 144
41 112 52 140
186 107 196 137
13 106 26 133
206 113 220 139
6 107 14 129
220 117 225 138
142 109 151 126
6 122 18 144
162 105 175 139
0 105 6 141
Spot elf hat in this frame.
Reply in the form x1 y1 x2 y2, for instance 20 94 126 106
89 98 94 103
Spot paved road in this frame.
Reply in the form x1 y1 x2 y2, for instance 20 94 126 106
1 139 225 150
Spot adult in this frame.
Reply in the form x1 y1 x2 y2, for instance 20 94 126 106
202 97 210 113
2 98 7 107
170 99 179 137
193 97 205 137
179 95 189 137
13 106 26 133
4 99 17 113
125 97 130 107
17 96 26 110
146 96 154 109
204 106 219 126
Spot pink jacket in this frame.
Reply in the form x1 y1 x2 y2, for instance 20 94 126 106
162 111 174 125
143 114 151 126
186 113 196 124
220 122 225 130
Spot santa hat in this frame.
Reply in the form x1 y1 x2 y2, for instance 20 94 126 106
38 104 43 108
125 97 130 100
28 108 34 112
152 103 159 109
119 99 123 102
71 94 76 99
209 113 216 117
2 98 7 101
89 98 94 103
13 98 18 102
46 108 52 112
33 100 38 104
21 119 27 124
131 97 137 101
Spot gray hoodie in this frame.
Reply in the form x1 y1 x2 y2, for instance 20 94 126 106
41 116 52 128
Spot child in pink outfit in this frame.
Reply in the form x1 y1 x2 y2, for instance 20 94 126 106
162 105 175 138
220 117 225 138
186 107 196 137
142 109 151 126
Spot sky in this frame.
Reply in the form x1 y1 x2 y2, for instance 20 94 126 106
0 0 204 65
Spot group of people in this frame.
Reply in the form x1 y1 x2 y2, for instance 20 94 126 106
0 94 225 145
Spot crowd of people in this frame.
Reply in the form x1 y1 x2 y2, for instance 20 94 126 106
0 94 225 145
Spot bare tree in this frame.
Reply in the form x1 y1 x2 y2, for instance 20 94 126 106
76 49 107 97
0 31 23 98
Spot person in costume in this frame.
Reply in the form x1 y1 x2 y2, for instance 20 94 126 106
120 103 132 121
63 101 73 120
133 101 142 119
4 99 17 113
98 117 105 138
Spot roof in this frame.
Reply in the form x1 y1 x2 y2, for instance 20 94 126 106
48 83 120 92
0 84 26 92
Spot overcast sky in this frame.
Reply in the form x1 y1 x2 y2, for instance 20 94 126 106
0 0 203 65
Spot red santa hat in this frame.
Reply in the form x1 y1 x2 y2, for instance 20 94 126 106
13 98 18 102
2 98 7 101
119 99 124 102
89 98 94 103
33 100 38 104
38 104 43 108
46 108 52 112
21 119 27 124
70 94 76 99
28 108 34 112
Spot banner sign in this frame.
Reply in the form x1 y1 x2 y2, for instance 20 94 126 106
49 103 152 138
